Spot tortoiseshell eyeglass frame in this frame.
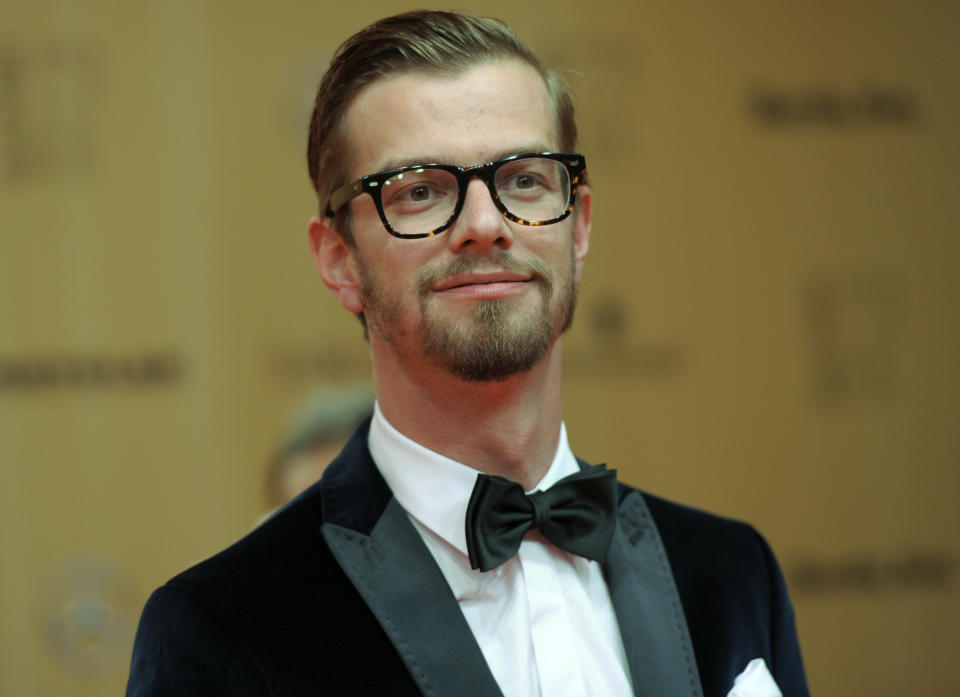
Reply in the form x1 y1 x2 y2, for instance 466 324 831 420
324 152 587 239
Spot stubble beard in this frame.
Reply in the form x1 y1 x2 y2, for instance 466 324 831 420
358 249 578 383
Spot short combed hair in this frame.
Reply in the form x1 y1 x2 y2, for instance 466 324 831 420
306 10 578 240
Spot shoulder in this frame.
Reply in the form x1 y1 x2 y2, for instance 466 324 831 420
126 488 327 693
621 485 781 616
636 488 776 580
620 485 808 696
167 477 343 615
167 420 381 603
128 472 389 693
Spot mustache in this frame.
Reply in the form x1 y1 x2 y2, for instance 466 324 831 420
416 250 553 295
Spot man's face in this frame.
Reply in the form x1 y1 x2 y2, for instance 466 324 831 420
331 59 591 382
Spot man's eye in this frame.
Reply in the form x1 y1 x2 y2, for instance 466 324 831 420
503 172 545 193
384 180 452 209
409 185 431 201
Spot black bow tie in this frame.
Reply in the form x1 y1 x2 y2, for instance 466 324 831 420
465 464 618 572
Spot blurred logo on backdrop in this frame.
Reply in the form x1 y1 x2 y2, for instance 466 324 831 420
565 293 687 379
0 40 100 188
0 352 184 393
804 270 900 405
790 549 957 595
35 554 140 675
749 83 920 128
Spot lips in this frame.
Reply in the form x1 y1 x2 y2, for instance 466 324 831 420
432 270 532 292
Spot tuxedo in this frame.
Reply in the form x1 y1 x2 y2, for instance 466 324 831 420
126 420 808 696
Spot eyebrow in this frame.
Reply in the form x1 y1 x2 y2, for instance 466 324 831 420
373 144 556 174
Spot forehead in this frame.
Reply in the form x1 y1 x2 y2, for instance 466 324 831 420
341 59 557 177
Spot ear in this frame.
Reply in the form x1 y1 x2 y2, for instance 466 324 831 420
571 184 592 283
308 215 364 314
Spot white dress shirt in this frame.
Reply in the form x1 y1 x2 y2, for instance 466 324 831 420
368 404 634 697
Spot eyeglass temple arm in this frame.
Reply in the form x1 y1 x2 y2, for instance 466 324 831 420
325 180 364 218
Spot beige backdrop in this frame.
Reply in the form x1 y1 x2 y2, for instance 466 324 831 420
1 1 957 695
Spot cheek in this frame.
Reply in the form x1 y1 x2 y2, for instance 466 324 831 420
534 233 577 279
359 246 432 310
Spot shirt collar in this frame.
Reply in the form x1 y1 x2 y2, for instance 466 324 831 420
368 402 580 558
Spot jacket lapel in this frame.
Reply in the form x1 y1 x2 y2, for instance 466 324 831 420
605 487 705 697
319 426 503 697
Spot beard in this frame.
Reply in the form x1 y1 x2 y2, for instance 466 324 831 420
358 248 578 382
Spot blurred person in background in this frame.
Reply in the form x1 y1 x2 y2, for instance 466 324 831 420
261 384 374 515
126 10 807 697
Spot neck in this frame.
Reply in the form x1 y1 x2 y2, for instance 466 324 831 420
372 341 565 491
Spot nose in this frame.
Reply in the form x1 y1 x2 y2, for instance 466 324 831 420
446 178 514 254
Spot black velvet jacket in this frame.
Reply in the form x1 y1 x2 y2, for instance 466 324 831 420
126 421 808 696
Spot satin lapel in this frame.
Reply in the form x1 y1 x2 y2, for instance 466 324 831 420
605 488 705 697
323 497 503 697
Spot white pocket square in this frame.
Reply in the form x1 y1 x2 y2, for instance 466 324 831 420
726 658 783 697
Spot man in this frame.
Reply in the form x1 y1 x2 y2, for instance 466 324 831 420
126 10 808 697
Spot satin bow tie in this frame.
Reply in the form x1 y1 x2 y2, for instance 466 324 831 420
465 464 618 572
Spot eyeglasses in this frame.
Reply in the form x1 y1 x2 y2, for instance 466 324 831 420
325 152 586 239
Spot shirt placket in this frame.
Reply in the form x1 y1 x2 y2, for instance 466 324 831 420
518 539 585 697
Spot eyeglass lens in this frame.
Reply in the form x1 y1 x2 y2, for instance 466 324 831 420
378 156 572 237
